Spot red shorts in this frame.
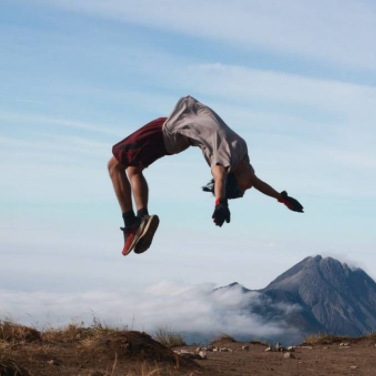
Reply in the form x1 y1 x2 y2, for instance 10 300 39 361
112 117 169 168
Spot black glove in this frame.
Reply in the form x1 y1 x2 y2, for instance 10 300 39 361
278 191 304 213
212 199 231 227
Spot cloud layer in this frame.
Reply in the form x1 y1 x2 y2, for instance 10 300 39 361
0 282 300 343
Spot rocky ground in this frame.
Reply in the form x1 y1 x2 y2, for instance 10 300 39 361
1 321 376 376
175 336 376 376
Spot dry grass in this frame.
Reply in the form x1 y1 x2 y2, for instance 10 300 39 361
211 333 236 343
365 332 376 341
304 332 353 345
249 338 267 346
0 320 41 343
0 353 34 376
0 317 123 344
117 362 197 376
153 327 186 348
0 320 198 376
304 331 376 346
41 318 121 343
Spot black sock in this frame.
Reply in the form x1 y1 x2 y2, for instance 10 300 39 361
137 208 149 218
122 210 138 227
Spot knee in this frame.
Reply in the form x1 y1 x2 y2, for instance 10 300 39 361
108 157 123 176
127 165 144 178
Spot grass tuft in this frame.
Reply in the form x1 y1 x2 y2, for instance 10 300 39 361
304 332 352 345
153 326 186 348
0 354 34 376
211 333 236 343
42 317 123 343
0 320 41 343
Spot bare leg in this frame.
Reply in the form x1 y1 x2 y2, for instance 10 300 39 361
127 165 148 211
107 157 133 213
127 165 159 254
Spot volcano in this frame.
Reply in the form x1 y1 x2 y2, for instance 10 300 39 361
222 255 376 337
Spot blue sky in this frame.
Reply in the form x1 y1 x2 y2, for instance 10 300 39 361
1 0 375 331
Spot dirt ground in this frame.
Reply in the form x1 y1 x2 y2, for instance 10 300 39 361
181 337 376 376
2 325 376 376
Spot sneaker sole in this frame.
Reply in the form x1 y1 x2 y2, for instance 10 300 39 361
134 215 160 254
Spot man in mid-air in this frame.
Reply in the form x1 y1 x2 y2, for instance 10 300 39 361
108 95 303 256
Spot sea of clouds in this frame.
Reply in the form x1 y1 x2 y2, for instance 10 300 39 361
0 282 302 344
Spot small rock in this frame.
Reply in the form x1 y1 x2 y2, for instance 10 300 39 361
265 347 272 352
180 349 191 354
350 365 358 370
242 345 250 351
284 352 296 359
199 351 207 360
287 346 295 352
202 346 208 351
47 360 60 366
302 346 313 349
219 347 229 352
339 342 350 347
213 347 219 352
196 347 201 352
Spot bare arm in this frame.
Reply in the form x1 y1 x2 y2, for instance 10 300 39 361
211 165 227 200
211 164 231 226
251 174 281 200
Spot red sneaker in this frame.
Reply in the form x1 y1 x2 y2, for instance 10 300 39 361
120 219 144 256
134 215 160 254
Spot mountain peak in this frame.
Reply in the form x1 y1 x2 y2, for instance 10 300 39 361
216 281 251 293
311 255 323 262
259 255 376 336
217 255 376 340
264 255 364 292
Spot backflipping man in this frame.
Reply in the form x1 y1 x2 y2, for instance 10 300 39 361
108 95 303 256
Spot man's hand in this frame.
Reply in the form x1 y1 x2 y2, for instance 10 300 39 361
278 191 304 213
212 198 231 227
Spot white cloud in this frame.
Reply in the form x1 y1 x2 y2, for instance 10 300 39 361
35 0 376 70
0 282 300 342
